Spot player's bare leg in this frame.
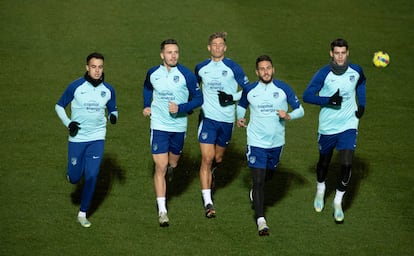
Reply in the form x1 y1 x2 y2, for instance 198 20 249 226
199 143 216 218
153 153 169 226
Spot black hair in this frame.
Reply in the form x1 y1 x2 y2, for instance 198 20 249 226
330 38 348 51
86 52 104 64
160 39 179 51
255 55 273 69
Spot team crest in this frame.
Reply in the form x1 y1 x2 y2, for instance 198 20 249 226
153 143 158 152
273 92 279 99
249 155 256 164
173 76 179 83
101 91 106 97
71 157 77 166
349 75 355 82
222 70 228 77
201 132 208 140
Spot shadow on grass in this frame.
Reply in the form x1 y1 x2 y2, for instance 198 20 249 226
165 144 246 199
212 145 246 190
240 162 308 220
70 153 126 216
307 154 370 210
165 152 199 198
263 165 308 208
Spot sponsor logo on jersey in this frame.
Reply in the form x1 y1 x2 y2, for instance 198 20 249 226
257 101 275 115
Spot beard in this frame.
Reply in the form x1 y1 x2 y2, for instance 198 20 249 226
259 76 273 84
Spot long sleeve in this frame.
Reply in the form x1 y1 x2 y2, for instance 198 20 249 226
55 104 71 127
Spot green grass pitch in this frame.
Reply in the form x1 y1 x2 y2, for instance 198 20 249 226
0 0 413 255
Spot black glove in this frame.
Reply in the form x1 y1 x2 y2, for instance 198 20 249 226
68 121 80 137
218 90 234 106
328 89 342 107
109 114 117 124
355 106 365 119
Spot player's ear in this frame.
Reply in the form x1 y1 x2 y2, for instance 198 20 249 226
329 51 334 58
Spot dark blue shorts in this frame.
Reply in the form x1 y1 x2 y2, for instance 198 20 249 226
150 129 186 155
318 129 357 154
198 117 233 147
246 145 284 170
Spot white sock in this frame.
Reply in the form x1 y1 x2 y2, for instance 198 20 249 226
334 190 345 205
202 189 212 206
257 217 266 225
157 197 167 215
316 182 326 194
78 211 86 218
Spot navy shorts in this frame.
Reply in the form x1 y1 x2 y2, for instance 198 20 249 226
198 117 233 147
246 145 284 170
318 129 357 154
150 129 186 155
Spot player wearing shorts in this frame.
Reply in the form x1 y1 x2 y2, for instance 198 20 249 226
237 55 304 236
143 39 202 227
195 32 249 218
303 38 366 223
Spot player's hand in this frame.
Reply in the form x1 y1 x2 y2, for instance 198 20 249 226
276 110 291 120
143 107 151 117
355 106 365 119
237 118 247 128
218 91 234 106
169 102 178 114
328 89 342 107
68 121 80 137
109 114 117 124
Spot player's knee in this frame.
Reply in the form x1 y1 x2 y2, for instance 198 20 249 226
340 150 354 166
202 155 215 166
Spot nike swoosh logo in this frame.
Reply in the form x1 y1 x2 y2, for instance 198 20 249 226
92 156 100 159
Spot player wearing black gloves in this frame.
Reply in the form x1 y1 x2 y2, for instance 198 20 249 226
303 38 366 223
328 89 343 107
194 32 250 218
218 90 234 106
55 52 118 228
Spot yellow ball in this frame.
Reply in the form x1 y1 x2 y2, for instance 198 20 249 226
373 51 390 67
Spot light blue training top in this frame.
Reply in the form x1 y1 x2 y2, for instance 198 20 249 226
238 79 304 148
55 77 118 142
303 63 366 135
143 64 203 132
195 57 249 123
